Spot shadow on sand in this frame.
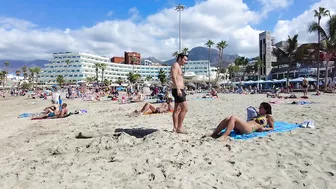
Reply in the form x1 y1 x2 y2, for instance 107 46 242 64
114 128 158 138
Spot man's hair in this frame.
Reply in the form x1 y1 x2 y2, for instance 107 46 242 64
176 53 188 62
62 103 67 107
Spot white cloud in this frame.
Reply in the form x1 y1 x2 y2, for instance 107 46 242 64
0 17 36 31
273 0 336 44
1 0 331 62
258 0 293 16
106 11 113 17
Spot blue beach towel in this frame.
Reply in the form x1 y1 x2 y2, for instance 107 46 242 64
221 121 300 140
291 101 313 105
18 113 33 118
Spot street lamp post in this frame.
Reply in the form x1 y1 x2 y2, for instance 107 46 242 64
175 4 185 53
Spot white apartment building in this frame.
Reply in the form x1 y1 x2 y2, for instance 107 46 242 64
39 52 217 84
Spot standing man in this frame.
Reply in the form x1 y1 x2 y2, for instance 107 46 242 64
302 77 308 96
170 53 188 133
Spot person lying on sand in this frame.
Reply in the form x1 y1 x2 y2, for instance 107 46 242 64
32 103 69 119
209 102 274 140
131 98 174 116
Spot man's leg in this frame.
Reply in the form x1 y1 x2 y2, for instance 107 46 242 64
176 101 188 133
172 102 180 131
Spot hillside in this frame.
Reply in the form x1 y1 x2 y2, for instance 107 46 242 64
0 60 47 73
163 46 239 68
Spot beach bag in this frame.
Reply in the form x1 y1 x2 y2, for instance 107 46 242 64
246 106 258 121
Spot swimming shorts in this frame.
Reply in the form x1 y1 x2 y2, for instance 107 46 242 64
48 112 55 117
303 85 307 88
172 89 186 103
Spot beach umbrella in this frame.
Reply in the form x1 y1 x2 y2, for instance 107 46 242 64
185 81 196 89
290 77 304 82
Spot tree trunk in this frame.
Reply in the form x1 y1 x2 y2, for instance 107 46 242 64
208 47 211 84
102 70 104 85
317 19 321 90
324 59 329 92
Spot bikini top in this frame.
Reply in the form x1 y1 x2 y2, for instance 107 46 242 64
252 115 268 127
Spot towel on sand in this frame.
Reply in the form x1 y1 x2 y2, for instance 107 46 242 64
221 121 300 140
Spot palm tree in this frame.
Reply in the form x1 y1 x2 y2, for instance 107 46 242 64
273 34 299 86
1 71 8 88
28 67 35 85
310 7 330 89
215 43 222 82
85 76 95 84
116 77 123 85
0 72 3 87
215 41 228 82
309 15 336 91
131 56 138 73
127 72 141 84
4 61 10 70
205 40 215 83
56 75 65 86
3 61 10 87
182 47 189 55
228 64 239 81
235 57 248 81
22 65 28 81
158 69 167 84
15 70 21 89
34 67 41 86
93 63 101 84
253 58 264 81
65 59 71 84
100 63 107 83
172 51 179 58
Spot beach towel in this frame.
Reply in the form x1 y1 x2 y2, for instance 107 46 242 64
222 121 300 140
18 113 34 118
31 113 72 120
18 113 43 118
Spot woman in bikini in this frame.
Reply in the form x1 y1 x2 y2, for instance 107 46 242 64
210 102 274 140
133 98 174 116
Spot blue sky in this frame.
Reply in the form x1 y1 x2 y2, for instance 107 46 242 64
0 0 333 60
0 0 316 30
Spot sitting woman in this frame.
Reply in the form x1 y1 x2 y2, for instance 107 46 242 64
210 102 274 140
43 105 57 115
132 98 174 116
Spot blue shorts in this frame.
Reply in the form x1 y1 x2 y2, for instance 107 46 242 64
48 112 55 117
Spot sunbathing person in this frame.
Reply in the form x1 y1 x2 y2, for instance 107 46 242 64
210 102 274 140
132 98 174 116
32 103 68 119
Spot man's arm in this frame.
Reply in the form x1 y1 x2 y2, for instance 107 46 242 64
171 63 179 90
58 109 66 118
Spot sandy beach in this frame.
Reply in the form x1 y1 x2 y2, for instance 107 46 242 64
0 93 336 189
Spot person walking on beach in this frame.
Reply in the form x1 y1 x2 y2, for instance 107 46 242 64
170 53 188 134
302 77 308 96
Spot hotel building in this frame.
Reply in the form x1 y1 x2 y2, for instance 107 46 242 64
39 52 217 84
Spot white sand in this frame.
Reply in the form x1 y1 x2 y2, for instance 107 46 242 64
0 93 336 189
